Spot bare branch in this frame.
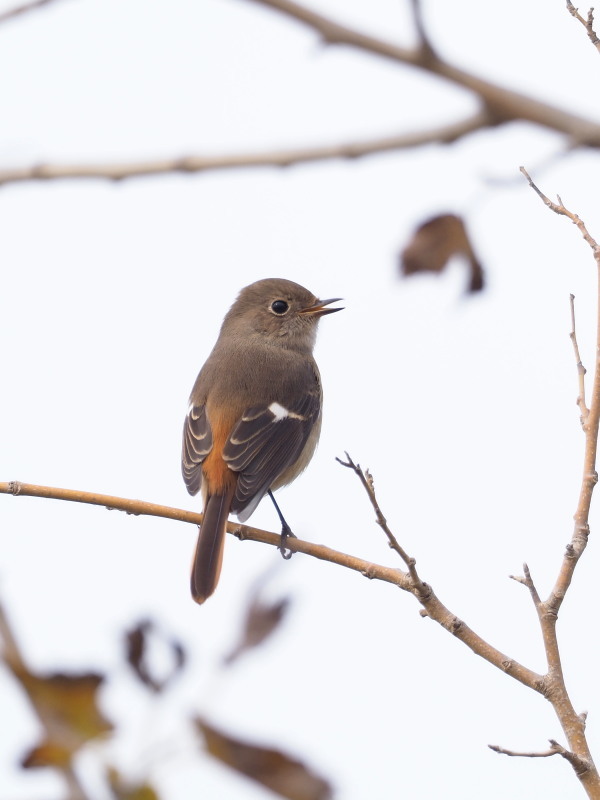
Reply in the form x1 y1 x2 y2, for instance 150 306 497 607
0 0 65 25
567 1 600 53
409 0 435 59
2 2 600 187
1 477 543 693
0 480 411 590
244 0 600 145
490 739 592 772
336 453 422 588
520 168 600 610
489 743 559 758
520 170 600 796
0 113 492 187
334 456 544 694
520 167 600 257
570 293 589 424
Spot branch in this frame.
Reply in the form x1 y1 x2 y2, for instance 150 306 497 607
340 443 600 792
0 112 492 187
243 0 600 145
3 2 600 186
519 168 600 796
0 480 410 590
490 739 591 772
336 453 424 590
333 458 543 694
520 168 600 609
0 0 65 25
489 743 560 759
567 1 600 54
0 478 542 692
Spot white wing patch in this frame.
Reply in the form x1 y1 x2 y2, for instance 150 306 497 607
268 401 304 421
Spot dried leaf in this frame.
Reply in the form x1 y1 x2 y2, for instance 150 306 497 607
125 619 185 693
107 766 161 800
21 741 72 769
16 670 113 768
224 597 290 665
196 717 332 800
400 213 484 293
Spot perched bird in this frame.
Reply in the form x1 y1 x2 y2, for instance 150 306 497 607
182 278 341 604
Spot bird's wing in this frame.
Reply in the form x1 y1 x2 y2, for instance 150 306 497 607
181 403 213 496
223 389 321 522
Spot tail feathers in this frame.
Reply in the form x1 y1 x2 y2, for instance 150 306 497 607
191 488 235 604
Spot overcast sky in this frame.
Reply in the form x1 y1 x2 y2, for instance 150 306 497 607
2 1 600 798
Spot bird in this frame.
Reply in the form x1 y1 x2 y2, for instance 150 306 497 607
181 278 342 604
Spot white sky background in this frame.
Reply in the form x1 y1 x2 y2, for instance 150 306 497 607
2 0 600 798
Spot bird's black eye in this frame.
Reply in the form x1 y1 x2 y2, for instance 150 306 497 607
271 299 289 315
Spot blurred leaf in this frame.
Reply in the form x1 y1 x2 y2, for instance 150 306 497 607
400 213 484 293
196 717 332 800
224 597 290 665
21 740 72 769
125 618 185 693
107 766 161 800
16 670 113 768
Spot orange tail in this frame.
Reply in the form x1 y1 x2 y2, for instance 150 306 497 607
191 486 235 604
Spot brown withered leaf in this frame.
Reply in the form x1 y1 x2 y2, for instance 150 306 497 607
400 213 484 293
107 766 161 800
125 619 185 693
21 741 72 769
196 717 332 800
17 670 113 768
223 597 290 666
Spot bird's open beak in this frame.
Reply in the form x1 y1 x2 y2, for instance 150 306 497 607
299 298 344 317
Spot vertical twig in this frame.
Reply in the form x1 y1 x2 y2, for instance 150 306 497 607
570 294 589 424
520 167 600 797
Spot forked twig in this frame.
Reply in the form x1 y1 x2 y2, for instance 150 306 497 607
335 454 543 693
566 1 600 53
490 739 591 772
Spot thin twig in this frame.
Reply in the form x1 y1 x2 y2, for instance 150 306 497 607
0 113 492 187
489 743 559 758
570 293 589 424
566 1 600 53
336 453 422 587
334 456 544 693
489 738 591 772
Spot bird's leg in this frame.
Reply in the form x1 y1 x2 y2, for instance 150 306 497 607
268 490 296 560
